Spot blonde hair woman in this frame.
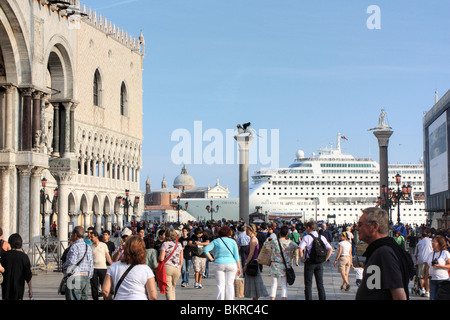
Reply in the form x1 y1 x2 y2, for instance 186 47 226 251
334 232 353 291
243 224 269 300
159 228 183 300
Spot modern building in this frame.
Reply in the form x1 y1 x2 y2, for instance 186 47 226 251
423 91 450 229
0 0 145 244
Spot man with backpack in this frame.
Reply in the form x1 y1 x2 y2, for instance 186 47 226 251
298 221 333 300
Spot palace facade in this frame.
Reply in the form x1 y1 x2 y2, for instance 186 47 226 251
0 0 145 243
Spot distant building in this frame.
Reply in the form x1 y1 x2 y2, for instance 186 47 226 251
143 165 230 222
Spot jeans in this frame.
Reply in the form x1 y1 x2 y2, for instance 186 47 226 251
65 275 90 300
430 279 448 300
181 259 192 284
215 263 238 300
304 261 326 300
239 246 249 270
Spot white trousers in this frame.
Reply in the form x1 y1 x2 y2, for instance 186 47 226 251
270 275 288 298
215 263 238 300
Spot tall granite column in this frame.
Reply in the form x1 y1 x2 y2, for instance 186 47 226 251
52 103 60 157
373 130 393 219
32 91 42 150
21 88 33 151
234 134 254 223
4 86 13 151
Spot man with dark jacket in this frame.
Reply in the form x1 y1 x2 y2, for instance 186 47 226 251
355 208 414 300
319 223 333 244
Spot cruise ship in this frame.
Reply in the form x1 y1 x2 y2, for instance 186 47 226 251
249 133 426 225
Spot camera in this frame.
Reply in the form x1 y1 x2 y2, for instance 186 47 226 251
432 258 439 266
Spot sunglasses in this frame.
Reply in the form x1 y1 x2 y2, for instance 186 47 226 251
357 222 373 227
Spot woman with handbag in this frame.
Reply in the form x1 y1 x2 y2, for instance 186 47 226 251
102 235 158 300
243 224 269 300
204 226 241 300
158 228 183 300
264 225 297 300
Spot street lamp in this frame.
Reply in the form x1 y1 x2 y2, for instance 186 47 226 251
117 189 140 223
380 174 412 225
40 178 58 237
172 195 189 224
205 200 219 222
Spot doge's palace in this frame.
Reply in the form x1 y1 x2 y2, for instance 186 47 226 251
0 0 145 244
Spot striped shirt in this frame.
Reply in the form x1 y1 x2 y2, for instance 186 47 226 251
237 232 250 247
63 239 94 278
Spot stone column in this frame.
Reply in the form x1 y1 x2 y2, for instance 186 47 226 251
69 211 80 230
95 212 102 234
30 168 44 244
373 129 394 222
44 210 52 237
55 172 74 243
84 211 92 232
0 166 13 237
115 211 124 230
62 102 73 158
18 166 32 246
32 91 42 150
52 103 60 157
80 154 86 175
234 134 254 223
21 88 33 151
4 86 13 151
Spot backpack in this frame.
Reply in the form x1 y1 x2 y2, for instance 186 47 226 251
307 233 327 264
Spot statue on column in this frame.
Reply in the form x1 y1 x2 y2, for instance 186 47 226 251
369 109 392 131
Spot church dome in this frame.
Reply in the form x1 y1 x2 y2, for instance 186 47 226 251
173 165 195 189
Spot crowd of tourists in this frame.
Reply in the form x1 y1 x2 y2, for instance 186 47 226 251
0 207 449 301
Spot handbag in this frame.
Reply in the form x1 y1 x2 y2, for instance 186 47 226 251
278 239 295 286
245 259 259 277
114 264 136 299
154 237 179 294
257 245 272 266
58 243 88 295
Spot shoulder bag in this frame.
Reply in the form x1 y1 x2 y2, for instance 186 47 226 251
154 237 179 294
278 239 295 286
58 243 88 295
114 264 136 299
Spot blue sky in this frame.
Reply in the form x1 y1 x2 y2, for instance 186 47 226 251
81 0 450 197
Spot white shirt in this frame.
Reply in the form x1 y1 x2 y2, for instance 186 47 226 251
427 250 450 281
355 267 364 280
415 238 433 264
298 231 332 259
338 240 352 256
107 261 154 300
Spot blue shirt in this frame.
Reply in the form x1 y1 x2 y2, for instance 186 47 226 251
63 239 94 278
204 237 240 265
237 232 250 246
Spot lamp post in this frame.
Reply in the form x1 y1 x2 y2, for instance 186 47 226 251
205 200 219 222
117 189 140 224
172 195 188 224
40 178 58 237
380 174 412 225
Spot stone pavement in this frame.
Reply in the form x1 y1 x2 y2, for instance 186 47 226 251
2 242 427 301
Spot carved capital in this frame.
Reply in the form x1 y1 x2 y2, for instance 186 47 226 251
20 87 34 97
